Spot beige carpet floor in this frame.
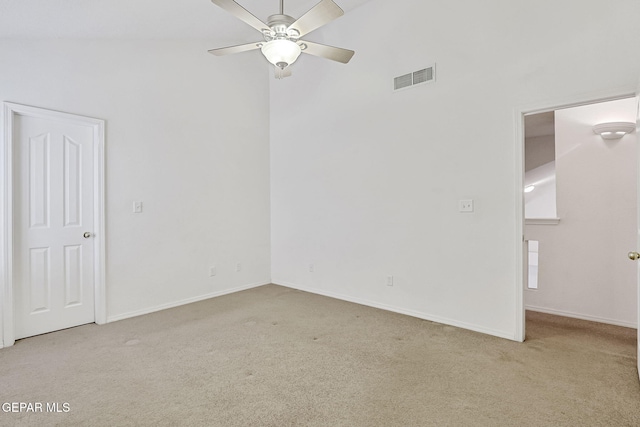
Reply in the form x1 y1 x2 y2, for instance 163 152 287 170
0 284 638 426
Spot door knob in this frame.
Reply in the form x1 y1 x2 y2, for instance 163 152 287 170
83 232 92 239
628 251 640 261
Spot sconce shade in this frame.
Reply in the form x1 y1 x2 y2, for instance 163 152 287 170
592 122 635 140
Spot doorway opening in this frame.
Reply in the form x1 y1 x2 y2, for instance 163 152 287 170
517 94 637 341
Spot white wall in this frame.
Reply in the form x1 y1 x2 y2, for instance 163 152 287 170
525 98 637 327
525 135 555 172
270 0 640 339
0 40 271 321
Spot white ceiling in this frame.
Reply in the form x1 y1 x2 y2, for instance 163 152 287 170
0 0 371 40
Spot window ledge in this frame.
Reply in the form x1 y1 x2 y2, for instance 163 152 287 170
526 218 560 225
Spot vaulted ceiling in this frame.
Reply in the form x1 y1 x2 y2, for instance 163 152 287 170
0 0 372 40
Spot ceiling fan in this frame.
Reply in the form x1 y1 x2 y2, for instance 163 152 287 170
208 0 355 79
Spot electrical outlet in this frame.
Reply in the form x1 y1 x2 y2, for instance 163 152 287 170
309 264 314 273
387 275 394 287
209 266 216 277
236 263 241 272
459 199 474 213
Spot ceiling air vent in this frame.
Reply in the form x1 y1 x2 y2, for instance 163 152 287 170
394 64 436 92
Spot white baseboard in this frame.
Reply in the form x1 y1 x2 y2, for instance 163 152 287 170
525 305 637 329
106 281 271 323
273 280 517 341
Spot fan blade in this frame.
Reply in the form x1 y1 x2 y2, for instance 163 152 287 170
210 0 270 33
299 40 354 63
208 42 263 56
274 65 293 79
287 0 344 37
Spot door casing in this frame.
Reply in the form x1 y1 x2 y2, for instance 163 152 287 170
635 78 640 380
1 102 106 348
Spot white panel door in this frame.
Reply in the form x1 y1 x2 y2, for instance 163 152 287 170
14 114 95 339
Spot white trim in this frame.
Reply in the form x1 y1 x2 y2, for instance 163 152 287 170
1 102 106 347
635 76 640 381
93 115 106 325
106 281 271 323
513 86 636 344
514 86 634 118
513 106 525 342
1 104 15 348
273 280 517 341
526 218 560 225
526 305 637 329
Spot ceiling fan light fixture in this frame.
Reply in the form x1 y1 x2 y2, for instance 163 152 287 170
261 39 301 69
208 0 354 78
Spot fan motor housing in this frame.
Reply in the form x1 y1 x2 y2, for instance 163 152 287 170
266 14 299 40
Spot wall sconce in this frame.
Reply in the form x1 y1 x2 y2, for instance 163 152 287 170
592 122 635 140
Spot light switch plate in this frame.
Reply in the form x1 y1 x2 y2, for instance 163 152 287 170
133 201 143 213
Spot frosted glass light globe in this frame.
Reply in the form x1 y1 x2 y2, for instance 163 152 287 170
261 39 301 69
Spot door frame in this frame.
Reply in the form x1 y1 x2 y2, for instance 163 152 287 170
1 102 106 348
513 87 636 342
635 77 640 380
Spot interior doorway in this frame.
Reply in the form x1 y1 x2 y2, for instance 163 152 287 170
1 103 107 348
517 95 638 341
